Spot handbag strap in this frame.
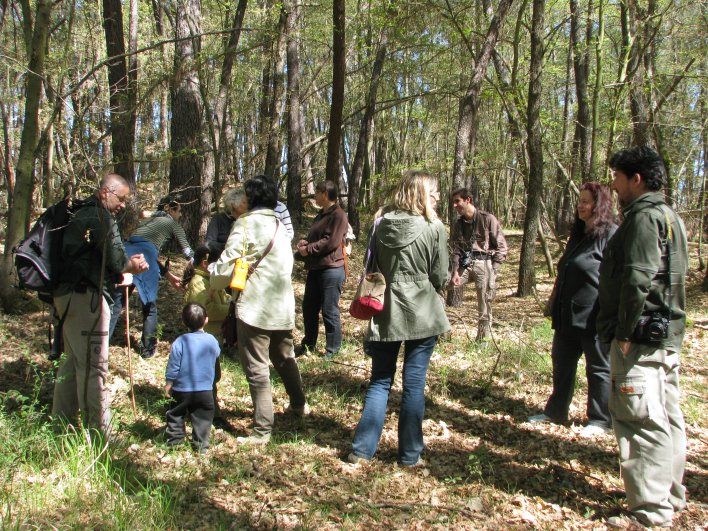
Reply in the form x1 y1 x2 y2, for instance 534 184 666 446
249 218 281 275
364 217 382 274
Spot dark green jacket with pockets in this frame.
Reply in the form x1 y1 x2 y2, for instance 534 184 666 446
597 192 688 351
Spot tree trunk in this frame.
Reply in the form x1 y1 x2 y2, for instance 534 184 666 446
517 0 545 297
102 0 136 183
451 0 514 197
264 8 287 179
286 0 303 231
1 0 51 311
169 0 207 244
569 0 592 183
348 28 388 238
325 0 345 187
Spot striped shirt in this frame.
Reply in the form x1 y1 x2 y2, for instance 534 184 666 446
275 201 295 239
133 213 194 258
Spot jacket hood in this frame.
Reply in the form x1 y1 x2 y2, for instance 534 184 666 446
377 211 431 249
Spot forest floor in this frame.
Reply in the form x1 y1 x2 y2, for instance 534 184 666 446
1 231 707 529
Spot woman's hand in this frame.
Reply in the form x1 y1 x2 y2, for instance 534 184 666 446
297 239 309 256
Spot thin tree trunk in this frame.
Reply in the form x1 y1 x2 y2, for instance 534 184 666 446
517 0 545 297
265 8 287 179
569 0 591 182
1 0 51 311
451 0 514 193
286 0 303 230
348 28 388 238
325 0 346 187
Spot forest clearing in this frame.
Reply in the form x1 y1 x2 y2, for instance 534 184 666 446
1 232 706 529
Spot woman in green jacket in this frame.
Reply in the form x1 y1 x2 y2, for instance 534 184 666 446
349 171 450 466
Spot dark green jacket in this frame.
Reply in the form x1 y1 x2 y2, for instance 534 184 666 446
597 192 688 350
367 211 451 342
55 196 129 301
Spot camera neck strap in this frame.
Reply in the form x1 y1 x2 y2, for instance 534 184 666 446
658 205 673 317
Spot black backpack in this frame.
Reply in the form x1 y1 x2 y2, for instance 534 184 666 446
13 196 81 304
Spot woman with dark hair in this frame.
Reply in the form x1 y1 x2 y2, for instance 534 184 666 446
529 182 618 437
348 170 449 466
109 195 194 359
210 175 307 445
295 180 349 358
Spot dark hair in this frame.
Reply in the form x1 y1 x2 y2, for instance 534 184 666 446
157 194 181 211
182 303 207 332
608 145 666 191
451 187 474 202
245 175 277 209
182 245 212 286
572 182 616 240
315 180 338 201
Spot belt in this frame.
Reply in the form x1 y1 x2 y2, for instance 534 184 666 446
470 252 491 260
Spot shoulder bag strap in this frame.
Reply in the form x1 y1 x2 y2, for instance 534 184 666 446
248 218 281 275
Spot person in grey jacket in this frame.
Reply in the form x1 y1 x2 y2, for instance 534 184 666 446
529 182 617 437
348 170 450 466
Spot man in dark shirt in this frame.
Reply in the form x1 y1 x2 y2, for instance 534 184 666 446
52 173 149 438
448 187 508 341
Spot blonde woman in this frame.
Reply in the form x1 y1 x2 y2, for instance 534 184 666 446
348 171 450 466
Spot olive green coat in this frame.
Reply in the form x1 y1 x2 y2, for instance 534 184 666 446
366 211 451 342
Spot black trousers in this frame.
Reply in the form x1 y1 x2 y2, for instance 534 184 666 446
166 390 215 451
544 329 611 428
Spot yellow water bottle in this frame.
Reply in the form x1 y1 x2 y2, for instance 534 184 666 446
230 258 249 291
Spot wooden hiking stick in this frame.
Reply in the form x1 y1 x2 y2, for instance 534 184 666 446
123 281 137 417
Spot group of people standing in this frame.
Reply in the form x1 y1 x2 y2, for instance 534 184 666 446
48 145 689 529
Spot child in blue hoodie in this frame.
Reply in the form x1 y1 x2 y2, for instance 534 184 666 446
164 303 220 453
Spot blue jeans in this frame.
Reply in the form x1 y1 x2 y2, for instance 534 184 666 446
109 288 158 355
302 267 345 355
351 336 437 465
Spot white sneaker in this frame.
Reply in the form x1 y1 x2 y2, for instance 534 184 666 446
285 402 311 417
528 414 551 423
235 434 271 445
579 424 612 438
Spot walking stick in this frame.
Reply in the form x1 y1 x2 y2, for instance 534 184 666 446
122 276 137 417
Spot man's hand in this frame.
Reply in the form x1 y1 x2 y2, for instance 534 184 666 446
126 254 149 274
164 382 173 397
451 270 461 286
618 340 632 356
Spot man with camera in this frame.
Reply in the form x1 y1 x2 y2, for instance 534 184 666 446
597 146 689 529
449 187 508 341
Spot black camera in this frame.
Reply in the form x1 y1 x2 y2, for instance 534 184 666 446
633 312 670 343
459 250 473 269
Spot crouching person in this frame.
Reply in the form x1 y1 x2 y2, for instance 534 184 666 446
164 303 221 454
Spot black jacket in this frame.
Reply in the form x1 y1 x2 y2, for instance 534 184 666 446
551 224 616 334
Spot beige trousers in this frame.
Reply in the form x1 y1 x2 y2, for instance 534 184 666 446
52 290 112 436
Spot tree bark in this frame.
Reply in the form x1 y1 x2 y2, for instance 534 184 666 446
569 0 591 182
451 0 514 194
1 0 51 311
325 0 345 187
517 0 545 297
348 27 388 238
169 0 208 243
264 8 287 179
102 0 136 183
286 0 303 231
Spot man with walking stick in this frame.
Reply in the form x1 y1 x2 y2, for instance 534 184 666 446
51 174 148 439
